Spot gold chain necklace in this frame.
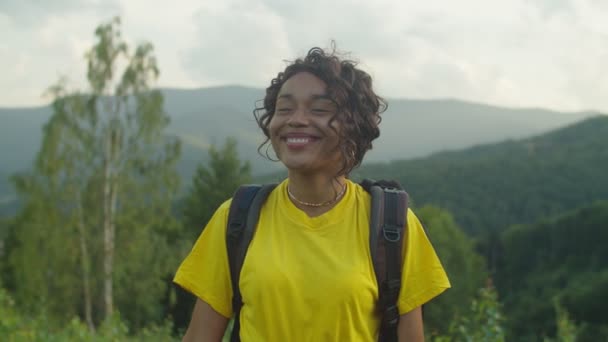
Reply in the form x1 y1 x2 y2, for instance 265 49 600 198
287 184 347 207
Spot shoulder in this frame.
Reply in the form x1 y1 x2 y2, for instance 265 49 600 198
219 198 233 210
217 198 233 217
349 180 372 200
406 208 422 227
202 199 233 231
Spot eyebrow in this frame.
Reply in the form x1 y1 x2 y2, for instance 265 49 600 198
277 93 334 101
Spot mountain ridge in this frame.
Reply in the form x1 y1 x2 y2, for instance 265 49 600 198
0 86 603 217
353 115 608 236
1 85 599 175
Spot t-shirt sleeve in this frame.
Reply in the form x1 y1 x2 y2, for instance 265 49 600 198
397 208 451 315
173 200 234 318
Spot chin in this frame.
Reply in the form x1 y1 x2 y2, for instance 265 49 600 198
279 155 319 170
281 159 313 171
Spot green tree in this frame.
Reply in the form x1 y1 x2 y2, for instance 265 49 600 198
1 285 178 341
181 137 252 239
543 299 579 342
434 285 506 342
7 16 180 329
172 137 251 332
416 205 487 336
498 202 608 340
9 171 85 325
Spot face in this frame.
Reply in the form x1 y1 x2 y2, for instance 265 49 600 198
269 72 343 175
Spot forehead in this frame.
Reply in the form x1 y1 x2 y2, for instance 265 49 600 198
277 72 329 100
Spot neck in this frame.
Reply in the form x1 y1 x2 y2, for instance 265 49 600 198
286 172 347 214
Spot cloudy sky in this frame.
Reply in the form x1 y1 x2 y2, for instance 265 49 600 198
1 0 607 112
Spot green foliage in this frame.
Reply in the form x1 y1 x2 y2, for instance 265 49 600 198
416 205 487 335
498 201 608 341
433 285 505 342
181 137 252 239
432 287 587 342
351 117 608 340
7 175 83 320
544 299 579 342
5 15 181 332
355 116 608 237
171 137 252 332
1 286 176 341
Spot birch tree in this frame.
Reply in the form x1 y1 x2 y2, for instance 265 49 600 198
8 16 180 327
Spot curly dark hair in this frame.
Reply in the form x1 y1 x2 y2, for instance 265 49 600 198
254 46 387 176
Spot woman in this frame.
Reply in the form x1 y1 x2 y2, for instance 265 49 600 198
174 47 450 341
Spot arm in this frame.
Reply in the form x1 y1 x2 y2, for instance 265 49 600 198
183 299 229 342
398 306 424 342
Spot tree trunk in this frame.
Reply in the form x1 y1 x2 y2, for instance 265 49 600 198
102 129 115 318
76 193 95 331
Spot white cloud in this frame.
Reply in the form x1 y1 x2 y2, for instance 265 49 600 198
0 2 120 105
182 0 291 87
1 0 608 113
118 0 202 89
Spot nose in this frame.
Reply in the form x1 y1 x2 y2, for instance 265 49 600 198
286 106 309 127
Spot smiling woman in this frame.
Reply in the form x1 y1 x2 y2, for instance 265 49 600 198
173 46 450 342
256 47 385 179
269 72 342 177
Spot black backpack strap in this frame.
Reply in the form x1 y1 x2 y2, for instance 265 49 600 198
226 184 276 342
362 179 408 342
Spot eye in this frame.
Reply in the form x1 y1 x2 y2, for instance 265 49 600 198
311 108 332 115
276 107 293 114
310 99 336 114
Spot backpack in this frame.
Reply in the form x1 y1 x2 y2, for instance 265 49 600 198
226 179 408 342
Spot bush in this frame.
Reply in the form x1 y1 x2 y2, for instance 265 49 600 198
433 284 505 342
0 287 177 341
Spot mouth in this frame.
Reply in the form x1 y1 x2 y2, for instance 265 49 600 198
281 134 320 148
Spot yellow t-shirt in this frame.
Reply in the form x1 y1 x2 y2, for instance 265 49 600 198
174 179 450 341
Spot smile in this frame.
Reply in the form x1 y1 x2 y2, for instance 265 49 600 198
287 137 312 144
282 135 320 148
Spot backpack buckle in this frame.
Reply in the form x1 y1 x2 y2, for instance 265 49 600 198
382 187 402 194
383 224 401 242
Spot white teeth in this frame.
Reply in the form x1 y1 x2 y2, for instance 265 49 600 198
286 137 311 143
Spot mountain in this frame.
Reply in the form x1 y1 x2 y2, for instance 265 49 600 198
1 86 597 176
364 98 598 162
353 115 608 237
0 170 16 217
0 106 49 176
0 86 601 216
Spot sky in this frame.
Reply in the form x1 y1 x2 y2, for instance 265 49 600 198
1 0 607 113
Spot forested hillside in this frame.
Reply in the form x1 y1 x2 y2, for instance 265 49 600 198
498 201 608 341
349 116 608 340
354 115 608 237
